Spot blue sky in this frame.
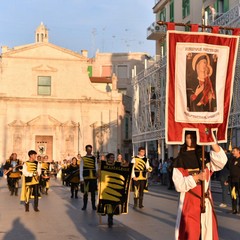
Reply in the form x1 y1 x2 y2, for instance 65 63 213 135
0 0 155 57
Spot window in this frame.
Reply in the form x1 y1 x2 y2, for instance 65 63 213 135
38 76 51 96
159 8 166 21
125 117 129 139
223 0 229 13
102 65 112 77
161 41 167 57
182 0 190 19
215 0 229 14
170 0 174 22
117 65 128 79
87 66 92 77
185 21 191 32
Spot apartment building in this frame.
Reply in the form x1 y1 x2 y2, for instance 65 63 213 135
132 0 240 159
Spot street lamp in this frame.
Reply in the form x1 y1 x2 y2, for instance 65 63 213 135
78 122 80 154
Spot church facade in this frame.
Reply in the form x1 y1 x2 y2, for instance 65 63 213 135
0 23 125 162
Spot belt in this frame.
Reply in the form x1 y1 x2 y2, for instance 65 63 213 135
189 188 210 199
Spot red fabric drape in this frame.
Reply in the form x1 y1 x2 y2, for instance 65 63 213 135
166 30 239 144
191 24 199 32
167 22 175 30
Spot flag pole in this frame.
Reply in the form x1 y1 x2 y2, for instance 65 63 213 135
201 146 206 213
201 5 206 214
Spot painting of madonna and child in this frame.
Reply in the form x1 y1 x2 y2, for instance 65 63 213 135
186 52 217 112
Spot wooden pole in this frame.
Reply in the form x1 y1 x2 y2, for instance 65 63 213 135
201 146 206 213
201 7 206 213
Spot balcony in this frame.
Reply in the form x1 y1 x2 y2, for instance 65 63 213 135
153 0 168 13
208 4 240 28
147 22 167 40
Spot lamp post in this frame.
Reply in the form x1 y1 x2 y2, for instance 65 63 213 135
78 122 80 154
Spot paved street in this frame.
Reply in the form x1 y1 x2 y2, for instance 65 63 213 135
0 177 239 240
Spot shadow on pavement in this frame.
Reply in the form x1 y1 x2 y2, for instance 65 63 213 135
65 201 152 240
152 207 177 220
52 181 152 240
218 226 240 240
133 207 176 228
3 217 36 240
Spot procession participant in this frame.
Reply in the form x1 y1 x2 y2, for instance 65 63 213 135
117 153 128 164
66 157 80 199
3 153 22 196
218 149 230 208
97 153 133 228
172 131 227 240
104 153 115 227
37 155 42 162
131 147 151 209
66 159 71 186
117 153 123 163
229 147 240 214
80 144 98 210
77 153 81 165
0 162 3 178
61 159 68 186
50 160 58 179
20 150 41 212
39 155 51 195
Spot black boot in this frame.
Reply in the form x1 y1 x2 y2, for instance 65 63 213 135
10 188 14 196
45 188 48 195
75 190 78 199
15 188 18 196
34 202 40 212
34 192 40 212
34 206 40 212
25 203 29 212
91 195 96 210
108 214 113 228
82 194 88 210
139 198 144 208
71 188 74 198
133 198 138 209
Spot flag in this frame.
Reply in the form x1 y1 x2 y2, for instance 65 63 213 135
165 28 239 144
97 161 133 215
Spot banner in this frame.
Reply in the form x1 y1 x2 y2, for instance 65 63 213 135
97 161 133 215
166 29 239 144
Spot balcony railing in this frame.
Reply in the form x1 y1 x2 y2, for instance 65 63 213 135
209 4 240 27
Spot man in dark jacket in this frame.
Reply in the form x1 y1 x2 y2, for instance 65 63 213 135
219 150 230 208
229 147 240 214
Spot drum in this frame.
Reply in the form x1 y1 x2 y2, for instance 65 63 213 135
25 176 39 185
9 172 21 178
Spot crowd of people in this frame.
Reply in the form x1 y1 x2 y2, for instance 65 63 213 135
218 147 240 214
1 140 240 235
148 157 175 190
150 146 240 214
1 145 152 228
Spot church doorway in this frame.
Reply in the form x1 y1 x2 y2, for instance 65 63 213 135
35 136 53 161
